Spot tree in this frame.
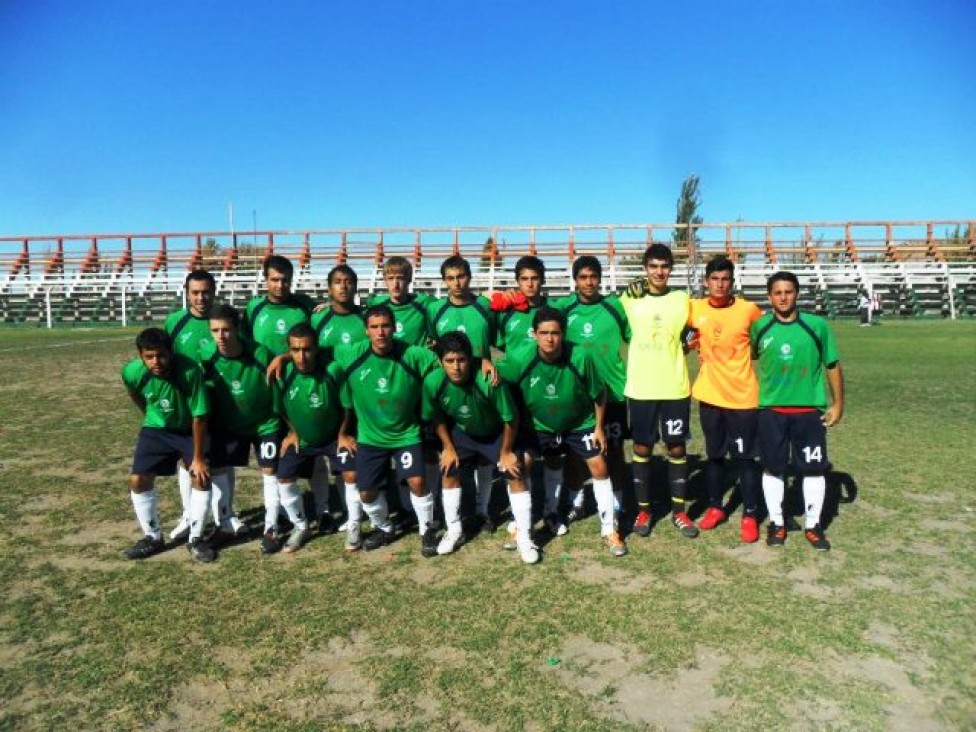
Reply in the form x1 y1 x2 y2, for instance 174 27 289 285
673 174 703 293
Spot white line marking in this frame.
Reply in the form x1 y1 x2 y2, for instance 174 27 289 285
0 335 132 353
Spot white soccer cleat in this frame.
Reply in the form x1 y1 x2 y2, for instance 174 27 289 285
437 530 465 555
517 537 541 565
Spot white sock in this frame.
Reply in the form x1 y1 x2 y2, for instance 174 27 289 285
762 473 786 526
310 457 331 516
344 482 363 525
278 481 308 531
211 472 234 531
475 465 494 515
508 487 533 539
263 474 280 532
178 465 192 521
592 477 615 535
131 490 162 539
569 488 585 510
189 488 211 540
410 492 434 534
442 487 462 535
362 493 392 533
543 467 563 516
803 476 826 529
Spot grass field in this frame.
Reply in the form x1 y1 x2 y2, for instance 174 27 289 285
1 320 974 731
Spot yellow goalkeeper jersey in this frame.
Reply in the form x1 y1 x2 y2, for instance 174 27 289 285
621 288 691 400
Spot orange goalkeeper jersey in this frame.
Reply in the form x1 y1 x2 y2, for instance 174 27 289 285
689 297 762 409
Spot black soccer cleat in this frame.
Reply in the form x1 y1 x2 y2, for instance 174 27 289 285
123 535 165 560
803 525 831 552
187 537 217 563
420 527 439 558
363 528 394 551
766 523 787 547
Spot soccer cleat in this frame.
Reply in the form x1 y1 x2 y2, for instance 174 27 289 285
632 509 653 537
766 523 787 547
476 514 496 535
187 537 216 563
740 515 759 544
260 528 284 555
421 527 439 558
698 507 727 531
672 512 699 538
317 513 337 535
229 516 249 537
566 505 587 524
603 531 629 557
502 522 519 551
803 525 831 552
517 537 541 565
544 513 568 537
362 527 393 551
283 527 311 554
344 523 362 552
123 535 165 560
169 517 190 542
209 528 237 547
437 530 465 556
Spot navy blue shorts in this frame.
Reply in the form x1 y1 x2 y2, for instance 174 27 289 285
209 430 284 470
628 397 692 446
522 428 602 461
444 426 503 477
604 400 631 446
420 420 440 452
277 440 354 482
757 409 829 476
131 427 197 477
355 443 425 493
699 403 758 460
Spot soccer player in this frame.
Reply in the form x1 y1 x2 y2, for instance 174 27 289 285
497 307 627 557
751 271 844 551
423 332 538 563
621 243 698 539
555 256 631 529
334 304 441 556
494 255 549 353
687 256 764 542
242 255 316 356
121 328 214 563
199 304 281 546
367 256 434 347
272 323 358 554
163 269 217 541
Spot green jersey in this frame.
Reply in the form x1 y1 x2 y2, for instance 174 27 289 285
273 359 345 448
553 293 631 403
311 306 368 352
422 369 517 439
750 312 840 409
242 293 316 355
334 340 439 448
427 296 497 357
199 340 280 437
497 342 602 434
495 297 549 352
366 293 434 346
164 308 212 362
122 354 209 431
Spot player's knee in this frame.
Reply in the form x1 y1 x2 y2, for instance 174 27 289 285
128 474 153 492
360 489 378 504
666 443 686 460
632 442 652 459
407 477 427 496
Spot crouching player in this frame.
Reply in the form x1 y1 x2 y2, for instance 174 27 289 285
497 308 627 557
270 323 359 554
121 328 214 563
423 332 538 563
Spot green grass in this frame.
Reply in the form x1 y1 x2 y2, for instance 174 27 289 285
1 321 974 730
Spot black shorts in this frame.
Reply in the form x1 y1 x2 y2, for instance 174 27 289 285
209 430 284 470
277 440 354 482
604 400 631 447
131 427 197 477
628 397 692 446
420 420 440 452
522 428 603 461
445 427 502 477
757 409 829 476
356 443 425 493
698 403 758 460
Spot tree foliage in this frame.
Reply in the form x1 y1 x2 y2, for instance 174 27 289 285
672 173 703 249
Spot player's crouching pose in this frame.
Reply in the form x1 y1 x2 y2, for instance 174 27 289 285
423 332 538 563
751 271 844 551
121 328 215 563
270 323 359 554
497 307 627 558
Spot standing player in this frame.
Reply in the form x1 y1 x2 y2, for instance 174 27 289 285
494 255 549 353
751 271 844 551
367 256 434 347
335 304 441 556
164 269 216 541
621 243 698 539
687 257 764 542
497 307 627 557
121 328 214 563
243 255 316 356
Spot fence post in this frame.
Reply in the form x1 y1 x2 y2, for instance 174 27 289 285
45 288 52 329
122 284 128 327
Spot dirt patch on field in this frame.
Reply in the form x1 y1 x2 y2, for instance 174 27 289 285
569 559 657 594
830 653 941 731
715 544 780 566
905 492 956 505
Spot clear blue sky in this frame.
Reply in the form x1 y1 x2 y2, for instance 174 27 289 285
1 0 973 237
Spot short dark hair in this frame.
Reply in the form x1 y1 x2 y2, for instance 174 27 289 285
136 327 171 353
328 264 358 287
208 303 240 328
766 270 800 293
287 322 317 342
515 255 546 280
264 254 294 278
363 303 395 326
440 255 471 279
435 331 474 360
705 255 735 277
532 306 567 332
185 269 215 291
643 243 674 267
572 255 602 280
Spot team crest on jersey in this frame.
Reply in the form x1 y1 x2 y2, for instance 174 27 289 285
275 318 287 334
582 322 594 336
459 405 471 418
231 379 243 396
376 377 389 394
341 332 351 343
309 392 322 408
159 398 172 413
780 344 791 355
545 384 556 397
396 322 404 333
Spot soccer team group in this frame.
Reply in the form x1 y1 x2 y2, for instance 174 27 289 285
121 243 845 565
